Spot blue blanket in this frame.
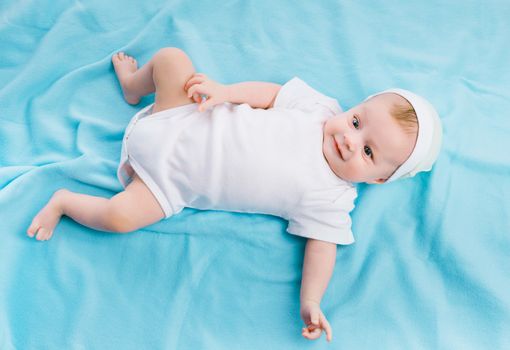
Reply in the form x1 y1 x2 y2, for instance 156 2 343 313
1 1 509 349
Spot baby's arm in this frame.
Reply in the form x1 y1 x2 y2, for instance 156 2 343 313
300 238 336 342
184 73 281 111
225 81 282 109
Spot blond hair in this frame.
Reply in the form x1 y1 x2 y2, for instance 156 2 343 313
391 101 418 135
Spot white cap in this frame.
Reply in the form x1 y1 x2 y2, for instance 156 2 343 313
367 89 443 182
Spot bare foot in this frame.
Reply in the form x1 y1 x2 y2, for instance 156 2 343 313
27 189 68 241
112 52 140 105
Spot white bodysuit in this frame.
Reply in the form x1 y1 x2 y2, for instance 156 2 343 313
117 77 357 245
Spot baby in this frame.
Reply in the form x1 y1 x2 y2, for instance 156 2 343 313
27 47 442 342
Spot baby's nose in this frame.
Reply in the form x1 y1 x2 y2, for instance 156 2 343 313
344 134 358 152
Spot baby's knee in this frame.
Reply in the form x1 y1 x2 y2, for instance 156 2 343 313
154 47 189 66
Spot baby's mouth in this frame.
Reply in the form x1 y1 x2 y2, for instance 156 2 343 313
333 136 344 160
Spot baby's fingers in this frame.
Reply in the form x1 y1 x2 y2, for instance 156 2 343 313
320 315 333 342
184 73 207 91
191 92 201 103
198 97 217 112
186 84 205 99
302 326 322 340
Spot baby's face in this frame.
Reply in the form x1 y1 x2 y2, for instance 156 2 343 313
322 93 417 184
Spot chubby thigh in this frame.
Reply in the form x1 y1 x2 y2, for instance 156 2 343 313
151 47 196 114
109 173 165 231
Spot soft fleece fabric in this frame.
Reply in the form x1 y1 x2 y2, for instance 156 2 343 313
1 0 509 349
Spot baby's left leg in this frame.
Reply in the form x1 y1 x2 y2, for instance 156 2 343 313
112 48 196 109
27 174 165 241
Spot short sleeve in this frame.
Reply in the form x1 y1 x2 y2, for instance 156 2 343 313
273 77 343 115
286 185 357 245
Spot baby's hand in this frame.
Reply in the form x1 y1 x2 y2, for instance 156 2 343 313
184 73 229 112
300 300 332 342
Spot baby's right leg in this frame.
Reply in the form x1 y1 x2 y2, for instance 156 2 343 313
27 174 165 241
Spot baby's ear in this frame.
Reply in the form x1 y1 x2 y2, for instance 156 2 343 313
367 178 386 185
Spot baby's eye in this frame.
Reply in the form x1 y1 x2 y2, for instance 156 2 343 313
364 145 373 158
352 116 360 129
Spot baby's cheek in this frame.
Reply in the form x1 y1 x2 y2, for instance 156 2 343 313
348 162 373 182
342 163 367 183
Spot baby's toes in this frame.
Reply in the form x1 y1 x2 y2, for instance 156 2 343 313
112 52 124 62
42 230 54 241
27 221 40 238
36 228 50 241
